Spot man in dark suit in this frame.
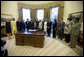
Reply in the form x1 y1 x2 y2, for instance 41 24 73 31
16 18 21 31
42 20 44 32
30 19 34 29
58 18 65 40
20 19 25 31
36 19 39 29
47 19 52 37
25 19 30 30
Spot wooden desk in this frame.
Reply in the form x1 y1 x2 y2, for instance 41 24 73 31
15 30 44 48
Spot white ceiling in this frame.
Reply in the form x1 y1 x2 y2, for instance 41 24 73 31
18 1 55 5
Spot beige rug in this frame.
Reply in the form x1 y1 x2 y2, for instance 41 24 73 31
4 36 78 56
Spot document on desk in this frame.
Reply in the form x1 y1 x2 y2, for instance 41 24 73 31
29 29 36 32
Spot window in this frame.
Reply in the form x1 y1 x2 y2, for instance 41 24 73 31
50 6 59 22
22 8 31 22
36 9 44 21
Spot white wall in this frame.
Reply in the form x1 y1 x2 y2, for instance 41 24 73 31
63 1 83 22
1 1 18 21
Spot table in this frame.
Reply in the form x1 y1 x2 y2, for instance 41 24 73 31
15 29 44 48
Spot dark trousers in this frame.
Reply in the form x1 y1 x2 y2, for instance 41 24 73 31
53 29 56 38
59 29 64 40
65 34 70 43
47 28 51 37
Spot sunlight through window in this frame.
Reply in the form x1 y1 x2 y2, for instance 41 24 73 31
22 8 31 22
36 9 44 21
50 7 59 22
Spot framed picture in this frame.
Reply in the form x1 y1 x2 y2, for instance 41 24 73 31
1 18 11 22
69 11 83 22
1 14 13 26
1 18 6 22
70 13 81 19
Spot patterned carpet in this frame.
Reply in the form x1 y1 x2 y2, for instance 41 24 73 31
4 36 79 56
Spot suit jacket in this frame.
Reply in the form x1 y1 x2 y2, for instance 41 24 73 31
16 21 21 30
58 22 65 30
47 21 52 29
53 22 57 30
36 21 39 29
30 21 34 29
42 21 44 30
21 21 25 30
25 21 30 29
16 21 19 28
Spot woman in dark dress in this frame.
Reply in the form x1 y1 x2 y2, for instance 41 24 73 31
53 19 57 38
5 18 11 39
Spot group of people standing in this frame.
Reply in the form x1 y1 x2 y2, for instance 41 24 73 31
63 18 81 48
57 18 81 48
5 17 81 48
5 18 17 39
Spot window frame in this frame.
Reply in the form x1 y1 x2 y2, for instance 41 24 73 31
50 6 59 22
36 8 44 21
22 7 31 22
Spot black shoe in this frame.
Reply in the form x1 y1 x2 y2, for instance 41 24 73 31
60 38 63 40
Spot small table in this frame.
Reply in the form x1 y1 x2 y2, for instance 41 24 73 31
15 29 44 48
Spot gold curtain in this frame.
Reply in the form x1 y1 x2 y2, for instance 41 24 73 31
18 2 64 22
